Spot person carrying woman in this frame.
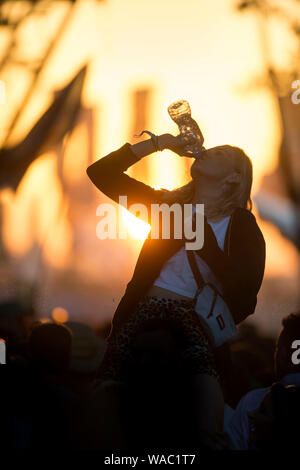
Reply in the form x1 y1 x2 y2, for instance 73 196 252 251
86 132 266 447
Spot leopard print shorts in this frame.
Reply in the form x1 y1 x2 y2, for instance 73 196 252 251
98 295 219 382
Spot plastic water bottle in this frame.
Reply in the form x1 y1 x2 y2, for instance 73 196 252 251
168 100 205 158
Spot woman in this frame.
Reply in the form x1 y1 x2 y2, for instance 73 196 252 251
86 133 266 446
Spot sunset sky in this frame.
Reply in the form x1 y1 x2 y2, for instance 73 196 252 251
0 0 299 331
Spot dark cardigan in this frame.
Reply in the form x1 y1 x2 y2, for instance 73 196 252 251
87 143 266 337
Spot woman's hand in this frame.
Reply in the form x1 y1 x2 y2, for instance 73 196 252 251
158 133 196 157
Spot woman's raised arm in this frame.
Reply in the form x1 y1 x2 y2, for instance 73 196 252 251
86 134 190 224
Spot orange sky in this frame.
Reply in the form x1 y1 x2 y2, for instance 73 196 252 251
0 0 299 281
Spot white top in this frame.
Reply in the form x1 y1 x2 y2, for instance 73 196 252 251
153 208 231 298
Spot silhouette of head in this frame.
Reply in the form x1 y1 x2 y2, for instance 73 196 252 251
29 321 72 374
248 383 300 449
274 311 300 380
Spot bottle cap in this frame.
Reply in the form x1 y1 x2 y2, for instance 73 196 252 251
168 100 191 123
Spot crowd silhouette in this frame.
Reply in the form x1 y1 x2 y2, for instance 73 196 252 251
1 296 299 450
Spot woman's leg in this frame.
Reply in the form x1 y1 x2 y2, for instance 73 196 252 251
165 300 228 448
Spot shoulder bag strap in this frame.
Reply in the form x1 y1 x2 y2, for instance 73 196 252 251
185 249 205 296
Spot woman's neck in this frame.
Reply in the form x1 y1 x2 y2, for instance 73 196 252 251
191 181 223 207
191 179 232 222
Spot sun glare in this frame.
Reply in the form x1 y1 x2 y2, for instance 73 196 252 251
52 307 69 323
121 208 150 240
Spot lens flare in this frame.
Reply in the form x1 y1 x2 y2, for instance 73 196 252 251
52 307 69 323
121 208 150 240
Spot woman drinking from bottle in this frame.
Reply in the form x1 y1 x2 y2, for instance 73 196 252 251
86 133 266 447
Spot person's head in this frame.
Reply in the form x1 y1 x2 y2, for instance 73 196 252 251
162 145 253 220
0 300 33 352
64 321 106 385
274 311 300 380
248 383 300 449
29 321 72 375
125 318 184 381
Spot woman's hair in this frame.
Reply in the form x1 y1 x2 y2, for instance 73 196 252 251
161 145 253 220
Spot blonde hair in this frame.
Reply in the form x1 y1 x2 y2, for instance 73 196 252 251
161 145 253 220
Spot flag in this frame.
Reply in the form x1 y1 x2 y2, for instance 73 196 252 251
0 65 87 190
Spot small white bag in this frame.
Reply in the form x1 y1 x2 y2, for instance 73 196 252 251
186 250 237 348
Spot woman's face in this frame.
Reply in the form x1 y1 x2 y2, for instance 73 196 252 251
190 146 236 182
